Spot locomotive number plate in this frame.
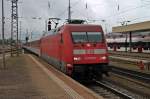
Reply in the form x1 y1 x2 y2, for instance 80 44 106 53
86 49 94 54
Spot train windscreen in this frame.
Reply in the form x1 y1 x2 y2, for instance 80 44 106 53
72 32 103 43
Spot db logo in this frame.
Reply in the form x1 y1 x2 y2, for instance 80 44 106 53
86 43 91 47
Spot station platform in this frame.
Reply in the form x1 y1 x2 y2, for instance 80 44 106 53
109 51 150 74
0 54 102 99
109 57 150 75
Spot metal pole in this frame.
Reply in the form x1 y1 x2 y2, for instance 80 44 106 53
102 20 106 33
16 0 19 56
125 33 128 52
2 0 6 69
125 23 128 52
19 21 22 51
26 29 29 44
19 21 21 41
10 0 13 57
11 0 19 56
129 32 132 52
68 0 71 23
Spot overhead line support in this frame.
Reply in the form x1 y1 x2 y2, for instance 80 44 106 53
11 0 19 56
1 0 6 69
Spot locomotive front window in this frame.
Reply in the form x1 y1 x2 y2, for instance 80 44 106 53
87 32 103 42
72 32 103 43
72 32 88 43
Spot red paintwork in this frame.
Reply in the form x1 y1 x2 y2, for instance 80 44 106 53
28 24 109 75
73 45 109 64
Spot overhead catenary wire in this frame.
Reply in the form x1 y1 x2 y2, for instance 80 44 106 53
104 2 150 19
47 0 150 25
53 0 150 24
56 0 83 19
129 15 150 23
141 0 150 3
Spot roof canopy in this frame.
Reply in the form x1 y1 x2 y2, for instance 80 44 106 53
112 21 150 33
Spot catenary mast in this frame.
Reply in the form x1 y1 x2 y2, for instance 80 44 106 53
68 0 71 23
11 0 19 56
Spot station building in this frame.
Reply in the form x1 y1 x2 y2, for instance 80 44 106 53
107 21 150 53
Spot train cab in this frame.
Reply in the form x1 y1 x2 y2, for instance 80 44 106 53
61 24 109 79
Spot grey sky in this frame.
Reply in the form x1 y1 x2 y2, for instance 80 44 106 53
0 0 150 40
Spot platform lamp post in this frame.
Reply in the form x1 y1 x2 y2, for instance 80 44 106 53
1 0 6 69
19 21 22 46
122 21 130 52
120 21 130 52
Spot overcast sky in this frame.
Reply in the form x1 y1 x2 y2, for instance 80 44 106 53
0 0 150 40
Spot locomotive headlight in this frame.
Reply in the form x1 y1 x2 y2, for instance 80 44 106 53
101 56 107 60
74 57 81 61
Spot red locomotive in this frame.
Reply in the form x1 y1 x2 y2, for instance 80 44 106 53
25 23 109 80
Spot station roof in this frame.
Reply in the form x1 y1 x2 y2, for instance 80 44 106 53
112 21 150 33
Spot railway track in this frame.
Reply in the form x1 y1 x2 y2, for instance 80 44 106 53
0 50 10 54
109 51 150 60
88 80 133 99
87 66 150 99
110 66 150 83
101 78 150 98
0 49 21 55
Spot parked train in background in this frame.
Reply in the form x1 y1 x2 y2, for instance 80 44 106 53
25 23 109 80
106 32 150 53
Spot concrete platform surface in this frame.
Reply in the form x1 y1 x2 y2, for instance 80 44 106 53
0 54 102 99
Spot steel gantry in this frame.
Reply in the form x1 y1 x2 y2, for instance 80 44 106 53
11 0 19 56
1 0 6 69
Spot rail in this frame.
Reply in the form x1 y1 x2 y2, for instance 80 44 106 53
109 51 150 59
110 66 150 83
109 56 150 71
94 80 133 99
